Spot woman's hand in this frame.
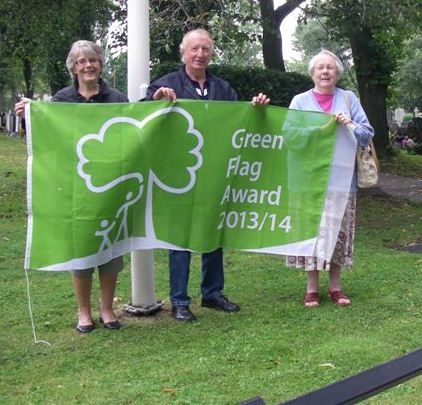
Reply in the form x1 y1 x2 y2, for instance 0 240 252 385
335 112 351 126
14 98 31 117
251 93 270 106
153 87 176 102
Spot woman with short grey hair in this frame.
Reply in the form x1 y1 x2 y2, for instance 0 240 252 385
65 40 105 81
286 49 374 308
15 40 127 333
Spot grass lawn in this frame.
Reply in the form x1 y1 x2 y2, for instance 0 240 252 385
1 135 422 404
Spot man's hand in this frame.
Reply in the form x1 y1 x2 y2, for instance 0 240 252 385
251 93 270 106
153 87 177 102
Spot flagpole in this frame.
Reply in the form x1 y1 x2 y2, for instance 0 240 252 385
125 0 163 315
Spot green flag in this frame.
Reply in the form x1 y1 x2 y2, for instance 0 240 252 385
25 100 352 270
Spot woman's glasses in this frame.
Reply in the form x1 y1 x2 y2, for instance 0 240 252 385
315 64 336 72
75 57 99 66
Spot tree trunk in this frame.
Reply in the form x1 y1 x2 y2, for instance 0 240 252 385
260 0 284 71
259 0 305 71
356 79 389 154
347 26 389 155
23 57 34 99
48 59 70 96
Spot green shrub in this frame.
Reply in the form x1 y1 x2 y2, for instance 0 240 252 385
414 143 422 155
151 62 312 107
386 144 401 157
403 113 413 123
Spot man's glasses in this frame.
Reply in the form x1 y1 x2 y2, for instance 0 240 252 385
75 57 99 66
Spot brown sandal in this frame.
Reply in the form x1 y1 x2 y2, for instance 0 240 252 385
304 292 319 307
328 290 351 306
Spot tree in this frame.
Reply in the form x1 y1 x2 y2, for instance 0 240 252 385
0 0 44 98
109 0 265 66
0 57 21 111
41 0 114 95
292 17 349 65
304 0 421 154
0 0 115 100
209 1 263 66
102 51 127 95
108 1 306 69
259 0 305 71
391 35 422 111
151 0 308 71
289 18 357 91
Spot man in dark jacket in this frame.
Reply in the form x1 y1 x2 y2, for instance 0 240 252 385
146 28 269 322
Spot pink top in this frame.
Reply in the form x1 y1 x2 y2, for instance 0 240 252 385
313 90 333 113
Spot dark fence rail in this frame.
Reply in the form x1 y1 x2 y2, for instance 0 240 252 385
239 348 422 405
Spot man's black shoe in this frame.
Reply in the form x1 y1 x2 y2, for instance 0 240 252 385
201 295 240 312
171 305 197 322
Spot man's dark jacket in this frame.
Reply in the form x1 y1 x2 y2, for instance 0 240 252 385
146 66 238 101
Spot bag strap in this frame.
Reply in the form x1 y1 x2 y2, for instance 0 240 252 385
343 90 352 116
344 90 379 169
368 138 379 169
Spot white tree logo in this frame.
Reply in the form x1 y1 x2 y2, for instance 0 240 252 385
75 106 203 253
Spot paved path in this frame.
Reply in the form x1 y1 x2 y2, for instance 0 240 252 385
361 172 422 203
361 172 422 253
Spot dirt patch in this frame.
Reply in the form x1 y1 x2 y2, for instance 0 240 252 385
404 243 422 254
388 239 422 253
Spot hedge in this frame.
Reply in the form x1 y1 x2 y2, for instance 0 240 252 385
151 62 312 107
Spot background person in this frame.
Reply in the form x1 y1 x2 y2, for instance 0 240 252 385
401 135 415 149
15 40 128 333
285 49 374 308
146 28 269 322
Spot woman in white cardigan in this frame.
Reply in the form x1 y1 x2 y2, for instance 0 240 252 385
286 49 374 308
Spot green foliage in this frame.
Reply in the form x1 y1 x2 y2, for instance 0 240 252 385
390 36 422 111
1 136 422 404
381 151 422 177
109 1 264 66
305 0 420 88
41 0 115 95
0 0 116 100
151 62 312 107
414 143 422 155
110 1 307 69
293 17 349 64
403 114 414 123
149 1 223 63
299 0 421 153
290 17 358 92
0 57 22 110
211 66 312 106
102 52 127 95
209 1 263 66
0 0 46 98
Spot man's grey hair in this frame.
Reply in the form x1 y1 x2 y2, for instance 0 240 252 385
179 29 214 63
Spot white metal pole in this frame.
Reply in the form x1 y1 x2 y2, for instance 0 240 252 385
126 0 162 314
127 0 150 102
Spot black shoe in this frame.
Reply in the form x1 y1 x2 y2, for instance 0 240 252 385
201 295 240 312
99 317 121 330
76 322 95 334
171 306 197 322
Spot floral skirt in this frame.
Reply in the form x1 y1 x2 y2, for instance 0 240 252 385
285 193 356 271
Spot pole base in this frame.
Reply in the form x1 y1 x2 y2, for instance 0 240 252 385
124 300 164 316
